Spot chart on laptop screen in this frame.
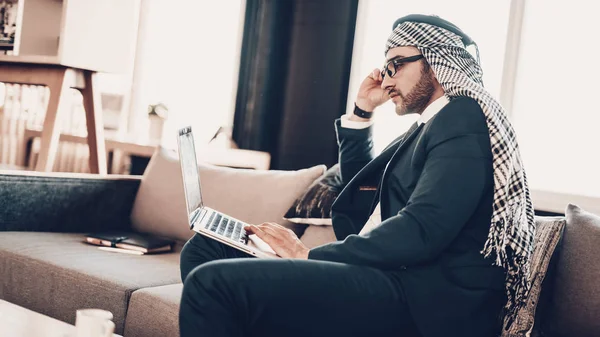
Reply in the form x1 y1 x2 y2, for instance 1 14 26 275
178 128 203 218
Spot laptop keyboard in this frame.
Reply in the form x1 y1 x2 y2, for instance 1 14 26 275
201 212 247 243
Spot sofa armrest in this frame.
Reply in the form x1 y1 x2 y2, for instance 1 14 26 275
0 171 141 233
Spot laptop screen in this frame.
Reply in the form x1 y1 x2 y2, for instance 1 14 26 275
177 127 203 218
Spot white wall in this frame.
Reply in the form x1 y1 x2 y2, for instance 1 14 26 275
128 0 246 149
511 0 600 199
347 0 511 153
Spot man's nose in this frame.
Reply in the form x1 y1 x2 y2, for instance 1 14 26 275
381 74 394 91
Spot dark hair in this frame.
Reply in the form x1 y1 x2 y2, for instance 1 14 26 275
421 58 432 76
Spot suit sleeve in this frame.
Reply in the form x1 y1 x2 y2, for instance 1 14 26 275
335 118 375 185
309 125 492 269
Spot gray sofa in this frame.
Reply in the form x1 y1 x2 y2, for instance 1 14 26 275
0 150 331 337
0 172 182 336
1 163 599 336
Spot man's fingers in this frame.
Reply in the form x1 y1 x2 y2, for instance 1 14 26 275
246 225 292 258
244 223 308 259
366 68 379 81
371 68 379 80
245 223 286 238
265 222 295 235
258 225 297 256
258 224 288 242
245 225 267 240
252 225 285 246
258 223 288 235
247 225 279 247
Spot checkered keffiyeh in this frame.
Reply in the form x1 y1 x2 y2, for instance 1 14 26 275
385 21 536 319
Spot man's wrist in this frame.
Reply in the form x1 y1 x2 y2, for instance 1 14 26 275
348 114 372 123
340 114 374 129
351 103 373 122
301 248 310 260
355 100 375 112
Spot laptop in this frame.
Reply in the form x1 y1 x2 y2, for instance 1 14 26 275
177 126 279 259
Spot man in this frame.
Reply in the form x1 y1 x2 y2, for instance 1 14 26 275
179 14 535 337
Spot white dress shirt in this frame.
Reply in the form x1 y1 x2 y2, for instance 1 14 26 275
340 95 449 236
341 95 449 128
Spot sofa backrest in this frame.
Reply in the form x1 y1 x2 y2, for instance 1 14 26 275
0 171 140 233
130 148 325 242
538 205 600 337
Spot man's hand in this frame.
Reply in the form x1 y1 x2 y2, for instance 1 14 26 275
355 68 389 113
244 223 309 259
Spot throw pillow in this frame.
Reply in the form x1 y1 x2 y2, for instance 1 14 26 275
500 216 566 337
283 164 343 225
131 147 326 242
545 204 600 336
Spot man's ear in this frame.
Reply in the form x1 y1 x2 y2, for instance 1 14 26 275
430 71 445 94
428 65 440 83
425 62 435 77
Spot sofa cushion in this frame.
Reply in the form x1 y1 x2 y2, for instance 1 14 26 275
300 224 337 249
124 284 183 337
131 147 325 242
546 204 600 337
283 164 343 226
0 232 182 334
500 216 566 337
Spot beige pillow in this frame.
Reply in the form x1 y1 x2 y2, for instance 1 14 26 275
131 148 325 242
300 225 337 249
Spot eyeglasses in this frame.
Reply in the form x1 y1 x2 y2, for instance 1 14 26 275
381 54 424 79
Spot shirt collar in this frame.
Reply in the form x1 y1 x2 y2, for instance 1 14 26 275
418 95 449 125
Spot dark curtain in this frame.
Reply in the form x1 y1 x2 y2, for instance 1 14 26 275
232 0 295 160
233 0 359 170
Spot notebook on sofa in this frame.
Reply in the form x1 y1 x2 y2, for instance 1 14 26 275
85 232 174 254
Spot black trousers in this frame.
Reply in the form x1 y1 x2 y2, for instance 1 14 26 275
179 233 421 337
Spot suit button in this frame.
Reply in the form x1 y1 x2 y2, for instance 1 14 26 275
400 266 407 270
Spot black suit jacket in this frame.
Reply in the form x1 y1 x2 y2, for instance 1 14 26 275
309 97 507 337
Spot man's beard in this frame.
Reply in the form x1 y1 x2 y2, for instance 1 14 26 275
394 63 436 116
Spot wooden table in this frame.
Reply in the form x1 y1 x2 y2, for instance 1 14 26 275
0 300 121 337
0 61 107 174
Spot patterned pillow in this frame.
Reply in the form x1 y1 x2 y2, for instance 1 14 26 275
500 216 566 337
283 164 344 225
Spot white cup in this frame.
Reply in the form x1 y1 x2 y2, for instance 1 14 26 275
75 309 115 337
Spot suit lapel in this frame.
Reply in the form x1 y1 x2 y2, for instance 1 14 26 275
355 122 421 183
382 123 424 181
331 137 400 215
333 123 421 213
371 123 423 212
350 137 401 185
331 123 424 238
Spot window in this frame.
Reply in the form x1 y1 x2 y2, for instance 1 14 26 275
129 0 245 149
347 0 511 153
511 0 600 199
